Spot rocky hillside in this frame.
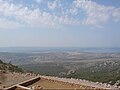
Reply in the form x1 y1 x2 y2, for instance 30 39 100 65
0 59 23 73
66 60 120 86
0 60 36 89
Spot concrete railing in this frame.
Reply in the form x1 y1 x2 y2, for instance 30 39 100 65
19 76 40 87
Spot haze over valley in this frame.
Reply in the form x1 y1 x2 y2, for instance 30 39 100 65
0 0 120 89
0 47 120 87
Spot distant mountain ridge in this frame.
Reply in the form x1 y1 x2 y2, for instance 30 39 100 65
0 47 120 53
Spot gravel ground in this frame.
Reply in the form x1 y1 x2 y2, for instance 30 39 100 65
0 71 36 89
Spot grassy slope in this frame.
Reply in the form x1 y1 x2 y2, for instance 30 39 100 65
20 63 67 76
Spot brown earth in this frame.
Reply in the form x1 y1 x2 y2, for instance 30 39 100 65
0 71 36 89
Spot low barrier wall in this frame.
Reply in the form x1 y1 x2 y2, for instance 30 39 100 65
41 89 76 90
19 77 40 87
5 77 40 90
5 86 17 90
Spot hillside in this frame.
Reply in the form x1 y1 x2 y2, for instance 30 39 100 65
21 60 120 86
0 60 36 89
66 60 120 86
0 60 23 73
0 59 119 89
0 52 120 89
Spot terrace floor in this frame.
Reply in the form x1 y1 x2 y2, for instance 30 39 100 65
28 78 93 89
5 76 107 90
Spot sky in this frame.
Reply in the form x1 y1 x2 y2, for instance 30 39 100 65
0 0 120 47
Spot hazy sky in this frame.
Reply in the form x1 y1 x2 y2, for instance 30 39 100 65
0 0 120 47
